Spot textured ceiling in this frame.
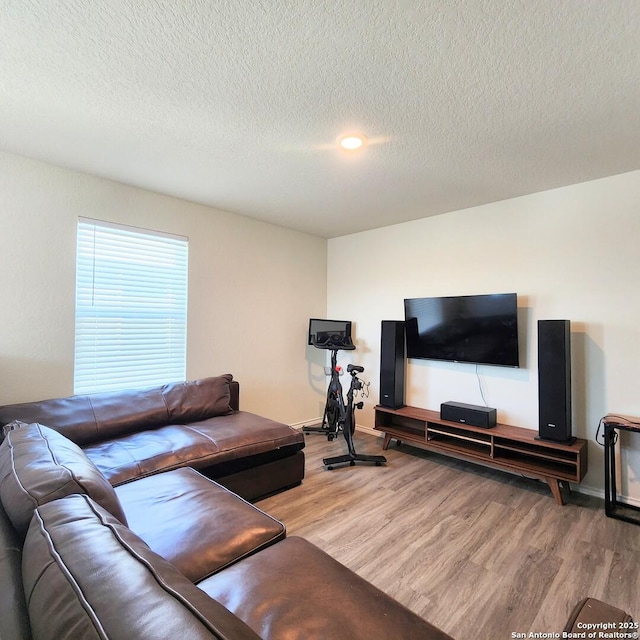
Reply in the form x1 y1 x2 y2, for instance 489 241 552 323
1 1 639 238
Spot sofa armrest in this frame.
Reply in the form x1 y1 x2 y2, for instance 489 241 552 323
565 598 634 633
0 423 128 537
230 380 239 411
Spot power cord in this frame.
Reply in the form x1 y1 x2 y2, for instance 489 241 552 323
356 379 370 400
595 416 618 447
475 364 488 407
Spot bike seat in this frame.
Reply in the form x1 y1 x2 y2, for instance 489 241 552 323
347 364 364 373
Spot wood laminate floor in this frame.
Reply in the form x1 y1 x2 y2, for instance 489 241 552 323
257 430 639 639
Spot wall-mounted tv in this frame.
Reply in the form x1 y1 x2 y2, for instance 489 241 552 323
308 318 352 346
403 293 519 368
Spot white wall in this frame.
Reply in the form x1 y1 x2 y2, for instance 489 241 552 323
328 170 640 498
0 152 327 425
4 149 640 498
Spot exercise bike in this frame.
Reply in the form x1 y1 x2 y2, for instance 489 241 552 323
322 362 387 470
302 334 355 441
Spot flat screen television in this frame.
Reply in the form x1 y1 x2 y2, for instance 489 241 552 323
308 318 352 346
403 293 519 367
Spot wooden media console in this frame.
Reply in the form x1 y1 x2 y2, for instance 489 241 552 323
374 404 588 505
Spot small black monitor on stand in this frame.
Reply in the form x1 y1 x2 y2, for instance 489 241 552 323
308 318 353 348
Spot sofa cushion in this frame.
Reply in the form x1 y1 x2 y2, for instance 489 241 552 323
0 375 235 446
0 389 166 446
0 395 98 445
22 494 261 640
185 411 305 463
115 468 286 581
162 375 233 423
83 424 223 485
199 536 454 640
0 423 127 537
89 376 234 436
85 386 169 439
84 411 304 486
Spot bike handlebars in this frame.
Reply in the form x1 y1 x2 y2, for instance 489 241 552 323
312 334 356 350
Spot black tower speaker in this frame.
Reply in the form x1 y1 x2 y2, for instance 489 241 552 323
537 319 573 443
380 320 406 409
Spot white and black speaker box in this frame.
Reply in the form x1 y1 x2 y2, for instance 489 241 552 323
379 320 406 409
537 319 573 443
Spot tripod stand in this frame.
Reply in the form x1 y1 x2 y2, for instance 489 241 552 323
323 364 387 470
302 335 355 441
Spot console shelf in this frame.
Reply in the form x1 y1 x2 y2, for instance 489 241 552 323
374 405 588 505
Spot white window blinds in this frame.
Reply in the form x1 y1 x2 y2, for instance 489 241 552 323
74 219 188 394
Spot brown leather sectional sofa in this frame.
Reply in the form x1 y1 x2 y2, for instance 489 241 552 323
0 377 630 639
0 375 305 501
0 378 453 640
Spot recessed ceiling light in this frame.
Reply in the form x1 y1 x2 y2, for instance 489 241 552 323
338 134 367 151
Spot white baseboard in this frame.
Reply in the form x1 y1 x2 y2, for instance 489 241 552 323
289 419 316 430
597 489 640 508
290 418 381 437
355 424 382 438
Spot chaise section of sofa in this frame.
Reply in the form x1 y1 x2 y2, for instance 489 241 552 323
23 494 263 640
0 375 305 500
0 422 288 578
114 467 287 581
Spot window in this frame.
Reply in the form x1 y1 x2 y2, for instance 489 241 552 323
74 218 188 394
